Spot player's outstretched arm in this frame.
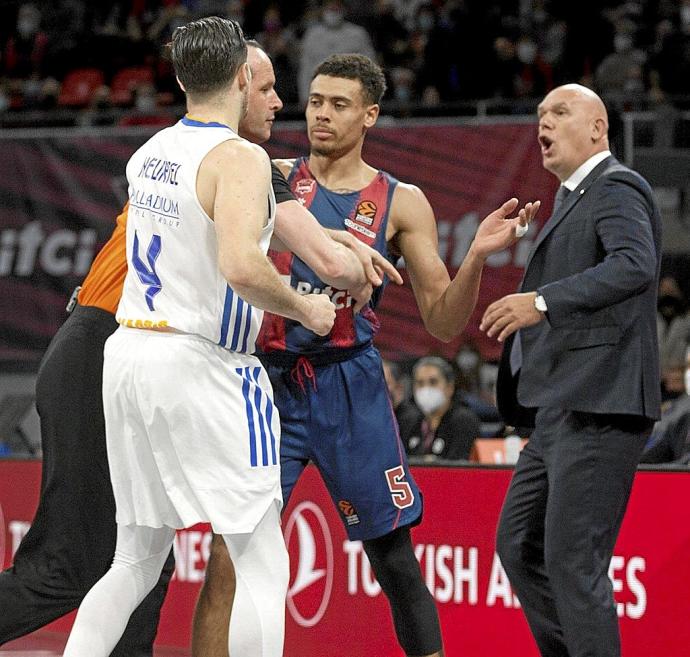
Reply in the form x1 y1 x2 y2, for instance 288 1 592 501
206 141 335 335
325 228 403 287
274 199 368 290
394 184 539 342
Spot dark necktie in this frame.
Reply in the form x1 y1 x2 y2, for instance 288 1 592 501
509 184 571 375
552 184 571 214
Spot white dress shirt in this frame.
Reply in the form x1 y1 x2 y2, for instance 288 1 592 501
561 150 611 191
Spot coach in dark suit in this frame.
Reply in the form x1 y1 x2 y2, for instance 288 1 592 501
480 84 661 657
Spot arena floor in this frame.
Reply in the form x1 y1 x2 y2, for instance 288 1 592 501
1 632 190 656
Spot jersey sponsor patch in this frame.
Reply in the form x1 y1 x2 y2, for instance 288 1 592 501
354 200 377 226
344 218 376 239
294 281 354 310
338 499 360 526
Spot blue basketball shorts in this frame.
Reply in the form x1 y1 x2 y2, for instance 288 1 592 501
262 346 423 541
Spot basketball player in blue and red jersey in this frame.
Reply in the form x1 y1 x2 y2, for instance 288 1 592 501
195 54 540 657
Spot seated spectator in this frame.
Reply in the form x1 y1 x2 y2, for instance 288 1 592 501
256 5 299 104
382 358 418 429
400 356 481 461
4 3 49 80
594 25 646 105
641 345 690 465
454 342 504 436
76 84 113 127
657 275 690 400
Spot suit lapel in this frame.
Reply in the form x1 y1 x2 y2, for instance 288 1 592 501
521 156 616 278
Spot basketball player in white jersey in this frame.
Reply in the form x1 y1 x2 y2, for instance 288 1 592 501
62 17 334 657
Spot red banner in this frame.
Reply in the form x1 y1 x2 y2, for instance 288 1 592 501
1 460 688 656
0 122 554 366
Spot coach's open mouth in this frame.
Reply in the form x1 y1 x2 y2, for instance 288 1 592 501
539 134 554 156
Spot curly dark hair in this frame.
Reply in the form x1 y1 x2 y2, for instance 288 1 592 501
312 53 387 105
171 17 247 98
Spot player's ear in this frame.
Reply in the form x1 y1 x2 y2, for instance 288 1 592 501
176 76 186 93
237 62 251 91
364 103 379 129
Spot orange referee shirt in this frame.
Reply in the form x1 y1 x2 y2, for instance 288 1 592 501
76 203 128 315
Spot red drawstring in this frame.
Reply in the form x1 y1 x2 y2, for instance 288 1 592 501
290 356 318 394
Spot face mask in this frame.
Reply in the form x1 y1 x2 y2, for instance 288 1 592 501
395 85 411 103
456 349 479 372
414 386 446 415
136 95 156 113
17 18 38 39
614 34 632 53
517 41 537 64
323 9 344 28
658 294 684 319
418 14 434 33
685 368 690 396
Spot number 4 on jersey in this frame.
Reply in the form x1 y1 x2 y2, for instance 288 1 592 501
132 231 162 311
385 465 415 509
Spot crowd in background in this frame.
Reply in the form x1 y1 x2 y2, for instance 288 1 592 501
1 0 690 125
0 0 689 462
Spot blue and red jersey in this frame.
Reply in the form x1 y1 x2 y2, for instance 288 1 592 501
257 157 399 358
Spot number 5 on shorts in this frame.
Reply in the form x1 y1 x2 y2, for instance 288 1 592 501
385 466 415 509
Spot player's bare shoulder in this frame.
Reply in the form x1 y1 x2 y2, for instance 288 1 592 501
204 139 269 174
389 181 435 235
272 158 296 178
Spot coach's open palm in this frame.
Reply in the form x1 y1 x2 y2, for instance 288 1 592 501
472 198 541 258
302 294 336 336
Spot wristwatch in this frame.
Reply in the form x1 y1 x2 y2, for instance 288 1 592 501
534 294 548 313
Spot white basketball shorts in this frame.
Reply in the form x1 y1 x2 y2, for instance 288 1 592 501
102 327 282 534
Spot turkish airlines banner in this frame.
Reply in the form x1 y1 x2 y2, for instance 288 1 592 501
0 121 555 367
1 460 688 656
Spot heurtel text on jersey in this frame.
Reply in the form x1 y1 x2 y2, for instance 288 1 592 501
137 157 182 185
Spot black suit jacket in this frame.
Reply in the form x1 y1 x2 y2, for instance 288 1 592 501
497 155 662 427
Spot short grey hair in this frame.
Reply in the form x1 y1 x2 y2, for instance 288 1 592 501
412 356 454 384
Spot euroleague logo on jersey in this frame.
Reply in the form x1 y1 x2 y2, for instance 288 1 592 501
354 200 377 226
284 500 334 628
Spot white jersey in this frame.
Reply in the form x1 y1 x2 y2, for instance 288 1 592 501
118 116 275 353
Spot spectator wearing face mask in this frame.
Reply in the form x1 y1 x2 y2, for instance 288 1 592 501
656 275 690 399
4 3 49 80
641 344 690 465
594 25 646 105
400 356 481 461
514 35 552 99
298 0 376 102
